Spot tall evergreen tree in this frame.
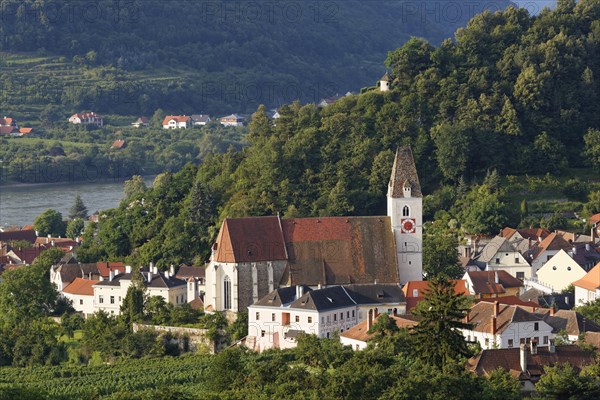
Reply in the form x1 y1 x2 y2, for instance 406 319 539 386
411 275 473 370
69 194 88 220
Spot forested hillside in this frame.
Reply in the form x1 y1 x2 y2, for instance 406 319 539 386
0 0 511 116
72 0 600 268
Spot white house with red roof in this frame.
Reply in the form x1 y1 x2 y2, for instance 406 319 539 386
62 278 96 317
69 112 103 127
162 115 191 129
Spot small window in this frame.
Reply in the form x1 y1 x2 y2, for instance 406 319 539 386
347 311 350 318
333 314 337 322
79 299 83 305
99 295 104 304
308 316 312 323
412 289 419 297
340 312 344 320
515 257 519 264
402 206 409 217
110 296 115 304
495 258 500 264
352 310 355 318
534 322 539 331
256 312 260 321
544 336 548 344
516 272 525 280
508 339 513 348
547 255 552 261
326 332 330 339
321 317 325 324
261 330 265 337
272 313 276 322
295 315 300 323
485 338 489 346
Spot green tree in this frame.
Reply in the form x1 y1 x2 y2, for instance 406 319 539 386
536 363 595 399
584 191 600 216
68 194 88 220
120 270 146 325
423 232 462 279
34 209 66 237
584 128 600 170
575 298 600 324
411 276 473 370
367 314 400 343
124 175 147 199
457 185 508 235
66 218 85 239
150 108 165 128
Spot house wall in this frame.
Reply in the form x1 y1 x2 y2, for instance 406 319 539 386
147 285 187 306
340 336 367 350
536 251 586 292
532 250 561 273
356 304 406 322
248 305 358 352
94 280 131 315
462 321 554 349
486 251 532 279
575 286 599 305
62 293 94 317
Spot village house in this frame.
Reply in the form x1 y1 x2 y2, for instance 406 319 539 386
528 233 573 273
590 213 600 239
469 236 533 280
468 343 596 395
50 262 101 291
461 301 554 350
191 114 211 126
534 249 588 293
0 116 18 128
537 308 600 342
176 264 206 306
379 72 390 92
219 114 245 127
463 270 524 299
204 147 423 313
61 278 96 317
69 112 104 127
131 117 149 128
572 262 600 305
162 115 191 129
340 312 418 350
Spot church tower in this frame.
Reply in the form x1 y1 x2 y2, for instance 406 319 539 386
387 146 423 283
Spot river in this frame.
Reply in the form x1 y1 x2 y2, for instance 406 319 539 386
0 177 155 227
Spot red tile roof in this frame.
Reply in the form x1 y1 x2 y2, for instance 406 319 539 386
589 214 600 226
162 115 191 125
477 296 540 309
0 126 19 135
19 127 33 135
0 229 37 243
96 262 126 278
63 278 96 296
111 139 125 149
532 233 572 261
466 270 523 295
281 216 398 286
572 262 600 291
0 117 15 126
340 314 419 343
467 302 545 334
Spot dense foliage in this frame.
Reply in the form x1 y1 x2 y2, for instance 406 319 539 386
0 0 510 116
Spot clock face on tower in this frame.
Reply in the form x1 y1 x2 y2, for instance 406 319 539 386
401 218 416 233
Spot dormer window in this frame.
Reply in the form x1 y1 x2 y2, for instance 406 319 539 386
403 206 410 217
403 180 412 198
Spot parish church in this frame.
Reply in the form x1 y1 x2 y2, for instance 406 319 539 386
204 146 423 313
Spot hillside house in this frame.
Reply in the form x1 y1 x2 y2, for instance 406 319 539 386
402 279 468 311
62 278 96 317
535 250 588 293
528 233 572 273
69 112 103 127
219 114 245 127
131 117 149 128
191 114 211 126
162 115 191 129
340 312 418 350
472 236 532 280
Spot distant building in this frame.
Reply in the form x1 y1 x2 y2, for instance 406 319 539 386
379 72 390 92
111 140 126 150
219 114 245 127
131 117 149 128
403 279 468 311
162 115 191 129
340 312 418 350
191 114 211 126
463 270 524 299
573 262 600 305
69 112 103 127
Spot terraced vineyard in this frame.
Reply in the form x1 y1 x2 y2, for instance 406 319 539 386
0 355 210 399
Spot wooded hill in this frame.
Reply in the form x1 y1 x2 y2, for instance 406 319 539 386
0 0 511 116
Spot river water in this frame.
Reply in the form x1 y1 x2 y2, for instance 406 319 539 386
0 177 154 227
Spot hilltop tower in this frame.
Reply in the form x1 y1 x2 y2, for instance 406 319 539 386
387 146 423 283
379 72 390 92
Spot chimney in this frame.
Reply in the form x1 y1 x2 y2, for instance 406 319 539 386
296 285 304 300
592 227 597 243
520 344 528 373
493 300 499 317
47 235 50 243
585 243 591 252
530 340 538 355
494 271 499 284
572 246 577 255
169 264 175 276
147 271 152 282
491 316 497 335
367 309 373 331
125 265 132 274
550 305 555 316
109 270 115 282
548 339 556 353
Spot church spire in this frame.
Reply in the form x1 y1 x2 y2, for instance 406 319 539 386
389 146 422 198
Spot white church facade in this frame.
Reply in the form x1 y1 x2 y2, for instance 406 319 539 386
204 146 423 313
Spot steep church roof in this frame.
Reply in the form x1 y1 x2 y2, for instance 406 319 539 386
389 146 421 198
281 216 399 286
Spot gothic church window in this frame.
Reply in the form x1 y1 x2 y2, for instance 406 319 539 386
223 275 232 310
402 205 410 217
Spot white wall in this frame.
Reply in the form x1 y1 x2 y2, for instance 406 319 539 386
575 286 599 306
62 293 94 317
536 250 586 292
462 320 554 349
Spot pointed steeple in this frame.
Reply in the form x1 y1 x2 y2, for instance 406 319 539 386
389 146 421 198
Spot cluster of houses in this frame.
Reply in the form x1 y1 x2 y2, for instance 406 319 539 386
0 116 33 137
51 262 205 317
